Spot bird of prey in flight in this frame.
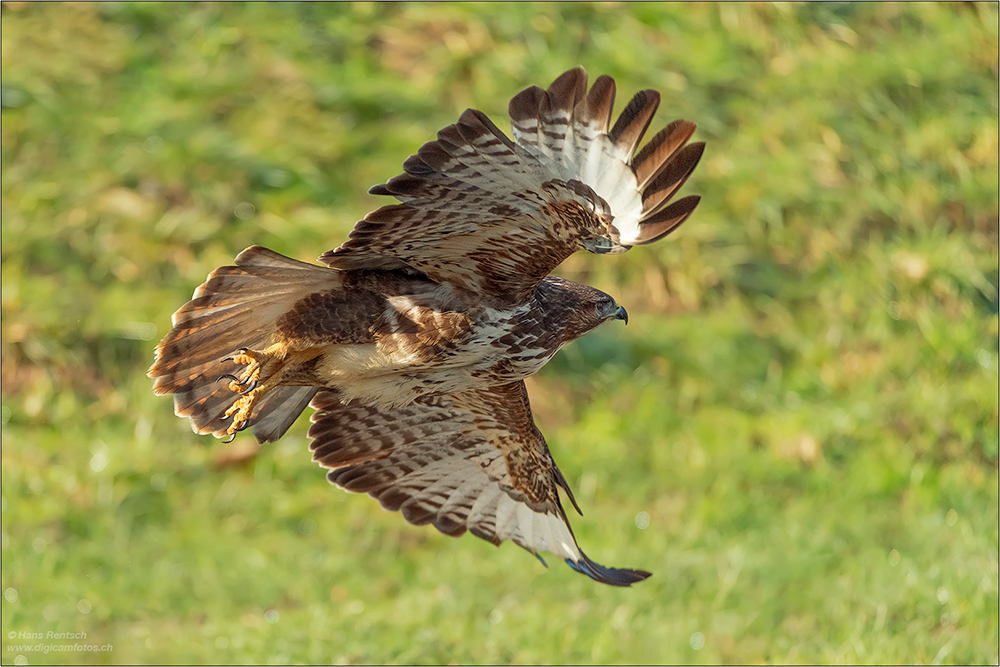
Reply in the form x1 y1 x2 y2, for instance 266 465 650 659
149 66 704 586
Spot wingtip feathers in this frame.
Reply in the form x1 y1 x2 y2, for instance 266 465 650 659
565 551 652 587
608 88 661 158
631 194 701 246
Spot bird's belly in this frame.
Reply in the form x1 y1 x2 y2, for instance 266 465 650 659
312 339 556 409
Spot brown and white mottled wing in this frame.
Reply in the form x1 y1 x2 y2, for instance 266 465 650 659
308 382 650 586
321 66 703 308
509 67 704 247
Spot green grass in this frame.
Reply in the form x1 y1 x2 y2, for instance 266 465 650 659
2 2 997 664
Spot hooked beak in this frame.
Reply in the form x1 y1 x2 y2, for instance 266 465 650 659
615 305 628 325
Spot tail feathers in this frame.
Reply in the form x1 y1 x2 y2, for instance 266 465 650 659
149 246 339 442
249 386 319 443
168 379 317 443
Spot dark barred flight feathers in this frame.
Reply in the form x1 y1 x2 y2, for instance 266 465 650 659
149 67 704 587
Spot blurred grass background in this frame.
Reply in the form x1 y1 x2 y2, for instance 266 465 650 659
1 2 997 664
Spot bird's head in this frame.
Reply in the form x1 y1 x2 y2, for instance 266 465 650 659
535 278 628 345
594 291 628 326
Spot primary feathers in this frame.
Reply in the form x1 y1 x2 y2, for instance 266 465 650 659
149 66 703 586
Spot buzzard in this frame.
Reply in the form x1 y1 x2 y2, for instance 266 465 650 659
149 67 704 586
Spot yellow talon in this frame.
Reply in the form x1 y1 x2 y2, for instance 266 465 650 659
223 390 263 435
219 348 276 436
217 343 321 438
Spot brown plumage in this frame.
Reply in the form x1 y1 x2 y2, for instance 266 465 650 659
149 66 704 586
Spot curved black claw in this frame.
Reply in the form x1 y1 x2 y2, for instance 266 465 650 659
222 420 252 443
237 379 258 395
222 348 249 363
217 374 255 390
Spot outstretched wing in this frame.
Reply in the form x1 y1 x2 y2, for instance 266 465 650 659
308 381 650 586
321 66 703 308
